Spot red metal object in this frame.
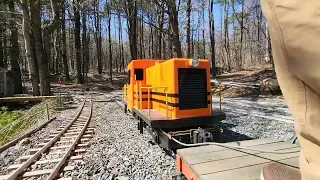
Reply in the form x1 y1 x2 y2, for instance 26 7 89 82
176 154 199 180
59 79 63 85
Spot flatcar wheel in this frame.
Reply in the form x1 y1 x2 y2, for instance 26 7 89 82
176 174 187 180
163 148 176 158
293 136 300 145
124 104 127 114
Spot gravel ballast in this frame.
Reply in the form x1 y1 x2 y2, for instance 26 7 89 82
214 96 296 142
71 100 176 180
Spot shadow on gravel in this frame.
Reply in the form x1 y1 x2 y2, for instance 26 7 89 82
215 122 253 143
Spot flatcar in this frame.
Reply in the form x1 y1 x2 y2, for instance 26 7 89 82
122 58 226 150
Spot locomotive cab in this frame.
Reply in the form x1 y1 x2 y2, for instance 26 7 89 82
125 59 165 113
123 58 226 150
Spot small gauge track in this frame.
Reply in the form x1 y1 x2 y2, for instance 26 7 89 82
0 100 95 180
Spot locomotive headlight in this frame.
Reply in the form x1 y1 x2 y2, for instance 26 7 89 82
189 59 200 67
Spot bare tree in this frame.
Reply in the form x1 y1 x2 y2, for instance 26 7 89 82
186 0 191 58
8 0 23 94
61 4 70 81
107 4 113 83
125 0 138 60
209 0 216 77
94 0 102 74
166 0 182 57
82 9 89 82
73 0 83 84
19 0 40 95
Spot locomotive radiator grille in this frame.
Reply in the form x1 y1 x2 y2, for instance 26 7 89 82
178 68 208 110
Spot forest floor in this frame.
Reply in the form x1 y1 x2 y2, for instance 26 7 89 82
50 72 126 93
212 68 279 98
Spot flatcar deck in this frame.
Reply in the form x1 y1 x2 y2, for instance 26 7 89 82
176 138 300 180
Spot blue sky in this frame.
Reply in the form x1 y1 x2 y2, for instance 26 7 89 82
68 0 245 44
89 0 227 43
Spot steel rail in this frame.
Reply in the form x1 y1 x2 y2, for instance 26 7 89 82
47 100 93 179
6 101 86 180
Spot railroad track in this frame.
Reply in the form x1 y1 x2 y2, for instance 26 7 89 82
0 100 95 180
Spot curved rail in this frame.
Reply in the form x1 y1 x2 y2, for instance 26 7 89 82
47 101 93 179
0 100 94 180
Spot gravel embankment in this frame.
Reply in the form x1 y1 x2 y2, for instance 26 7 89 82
214 96 296 142
0 100 83 175
70 98 176 180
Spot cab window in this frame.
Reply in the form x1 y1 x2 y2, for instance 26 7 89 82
134 68 144 80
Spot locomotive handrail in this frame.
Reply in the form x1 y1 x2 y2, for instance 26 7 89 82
139 86 169 119
135 83 138 109
123 85 127 102
211 84 223 111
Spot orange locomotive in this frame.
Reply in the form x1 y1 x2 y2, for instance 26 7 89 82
123 58 226 149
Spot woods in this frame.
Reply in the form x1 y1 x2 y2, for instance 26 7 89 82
0 0 272 96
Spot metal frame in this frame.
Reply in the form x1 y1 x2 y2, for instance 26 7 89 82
132 107 225 129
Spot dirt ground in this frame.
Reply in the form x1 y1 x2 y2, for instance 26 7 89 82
50 72 126 93
213 68 280 98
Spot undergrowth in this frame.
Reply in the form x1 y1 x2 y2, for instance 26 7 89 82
0 100 59 146
0 110 23 131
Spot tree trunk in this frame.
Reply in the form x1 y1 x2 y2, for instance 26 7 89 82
167 0 182 58
108 12 113 83
118 15 124 73
186 0 191 58
150 25 154 58
197 14 200 57
191 30 194 57
0 3 4 68
224 0 231 71
8 0 23 94
157 7 164 59
68 17 74 73
119 15 125 74
202 3 206 59
162 34 166 59
266 23 274 69
209 0 216 78
44 33 52 74
21 0 40 95
239 0 245 68
0 23 4 68
53 29 59 74
86 29 90 81
116 17 119 73
126 0 137 60
94 0 102 74
140 18 144 59
30 0 50 95
82 11 88 83
3 21 7 69
232 0 238 69
61 6 69 81
148 25 152 59
73 0 83 84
